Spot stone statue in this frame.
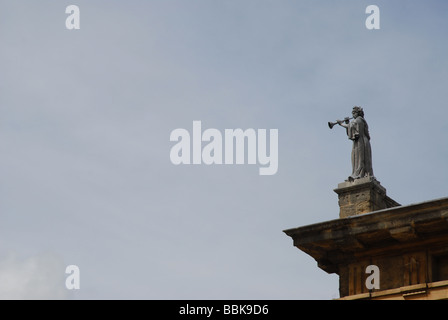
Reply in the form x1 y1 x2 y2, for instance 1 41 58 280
333 106 374 182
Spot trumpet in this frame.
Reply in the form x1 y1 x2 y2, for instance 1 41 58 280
328 117 353 129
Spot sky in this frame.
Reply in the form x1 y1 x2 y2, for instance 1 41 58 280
0 0 447 299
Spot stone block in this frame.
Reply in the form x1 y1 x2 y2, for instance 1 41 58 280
334 177 400 218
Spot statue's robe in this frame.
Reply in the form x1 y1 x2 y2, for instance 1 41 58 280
347 117 374 180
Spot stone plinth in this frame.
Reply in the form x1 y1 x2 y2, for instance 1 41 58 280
334 177 400 218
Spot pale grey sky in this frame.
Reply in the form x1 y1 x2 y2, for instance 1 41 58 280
0 0 447 299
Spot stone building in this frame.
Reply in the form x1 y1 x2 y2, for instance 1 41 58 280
284 177 448 300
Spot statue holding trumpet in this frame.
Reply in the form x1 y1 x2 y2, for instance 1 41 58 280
329 106 374 182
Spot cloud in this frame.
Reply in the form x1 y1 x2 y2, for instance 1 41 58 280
0 253 70 300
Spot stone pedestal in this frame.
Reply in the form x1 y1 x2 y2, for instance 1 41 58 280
334 177 400 218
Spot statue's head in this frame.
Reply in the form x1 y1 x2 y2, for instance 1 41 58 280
352 106 364 118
